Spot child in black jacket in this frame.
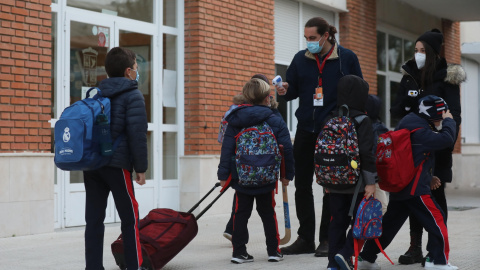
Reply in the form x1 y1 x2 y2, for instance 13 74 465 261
218 78 294 264
321 75 377 270
358 95 457 270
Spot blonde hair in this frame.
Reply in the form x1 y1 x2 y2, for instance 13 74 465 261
232 94 247 105
242 78 270 105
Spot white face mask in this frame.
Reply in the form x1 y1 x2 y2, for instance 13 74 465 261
415 52 426 69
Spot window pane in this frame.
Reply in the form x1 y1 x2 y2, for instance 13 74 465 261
404 39 415 63
377 75 387 124
163 132 177 179
390 81 401 128
163 34 177 124
377 31 386 71
388 35 402 72
119 31 153 123
163 0 177 27
70 21 109 105
67 0 154 23
275 64 288 124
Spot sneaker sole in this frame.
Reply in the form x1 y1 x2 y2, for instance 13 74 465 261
268 257 284 262
231 258 253 264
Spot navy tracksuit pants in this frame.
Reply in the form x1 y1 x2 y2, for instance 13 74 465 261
232 190 281 256
360 194 450 265
84 167 142 270
293 129 330 243
327 192 364 268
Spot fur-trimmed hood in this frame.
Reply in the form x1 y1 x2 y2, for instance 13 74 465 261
445 64 467 85
400 58 466 86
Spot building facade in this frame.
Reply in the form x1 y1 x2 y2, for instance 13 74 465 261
0 0 478 237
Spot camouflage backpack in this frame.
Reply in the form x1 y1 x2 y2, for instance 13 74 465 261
235 121 282 187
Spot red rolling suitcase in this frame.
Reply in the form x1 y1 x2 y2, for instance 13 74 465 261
111 182 227 270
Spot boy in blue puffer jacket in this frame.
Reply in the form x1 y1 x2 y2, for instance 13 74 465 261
218 78 294 264
83 47 148 270
357 95 457 270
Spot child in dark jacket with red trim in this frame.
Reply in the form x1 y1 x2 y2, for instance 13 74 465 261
217 78 294 264
358 95 457 270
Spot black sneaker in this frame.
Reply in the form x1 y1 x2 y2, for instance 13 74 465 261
398 245 423 264
268 251 284 262
334 253 354 270
314 240 329 257
280 237 315 255
231 253 254 264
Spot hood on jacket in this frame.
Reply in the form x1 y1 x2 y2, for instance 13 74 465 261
226 105 274 128
336 75 369 113
366 94 382 121
98 77 138 98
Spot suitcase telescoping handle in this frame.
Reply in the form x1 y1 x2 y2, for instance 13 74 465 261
187 182 230 221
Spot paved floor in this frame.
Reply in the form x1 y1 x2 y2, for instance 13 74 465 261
0 187 479 270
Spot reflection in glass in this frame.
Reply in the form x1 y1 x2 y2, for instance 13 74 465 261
390 81 400 128
388 35 402 72
404 39 415 63
163 0 177 27
119 31 153 122
163 132 177 179
67 0 153 23
163 34 177 124
377 75 386 125
70 170 83 184
70 21 108 105
377 31 386 71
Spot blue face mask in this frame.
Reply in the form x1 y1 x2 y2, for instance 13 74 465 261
306 36 326 54
131 69 139 82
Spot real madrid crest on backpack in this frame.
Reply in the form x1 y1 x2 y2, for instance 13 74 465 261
314 104 367 189
54 87 121 171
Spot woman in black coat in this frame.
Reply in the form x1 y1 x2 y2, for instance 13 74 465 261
390 29 466 265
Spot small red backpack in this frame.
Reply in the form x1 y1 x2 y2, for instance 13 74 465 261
375 128 425 195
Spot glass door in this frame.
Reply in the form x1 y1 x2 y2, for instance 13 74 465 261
61 8 156 227
63 11 116 227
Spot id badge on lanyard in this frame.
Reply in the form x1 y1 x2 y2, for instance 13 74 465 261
314 46 334 107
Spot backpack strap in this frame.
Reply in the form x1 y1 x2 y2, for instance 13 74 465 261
354 114 367 125
338 104 349 117
348 174 363 217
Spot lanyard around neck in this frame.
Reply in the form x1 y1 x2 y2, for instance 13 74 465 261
314 44 335 87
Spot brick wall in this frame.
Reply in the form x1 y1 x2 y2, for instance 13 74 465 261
442 20 462 154
339 0 377 94
184 0 275 155
0 0 52 152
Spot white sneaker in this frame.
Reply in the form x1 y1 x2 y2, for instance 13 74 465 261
425 262 458 270
357 256 381 270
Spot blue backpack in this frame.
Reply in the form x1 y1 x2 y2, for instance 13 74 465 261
352 197 393 270
235 121 282 187
54 87 119 171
